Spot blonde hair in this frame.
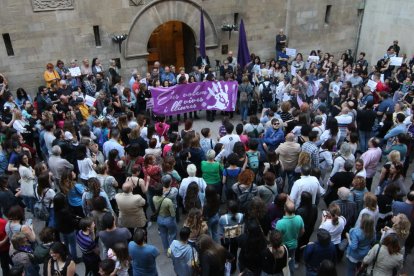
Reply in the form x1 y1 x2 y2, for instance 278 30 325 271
388 150 401 163
393 214 411 240
297 151 311 167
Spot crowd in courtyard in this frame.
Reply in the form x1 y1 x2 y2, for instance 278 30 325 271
0 30 413 276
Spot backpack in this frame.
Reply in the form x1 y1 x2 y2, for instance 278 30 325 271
246 151 260 173
33 243 51 265
237 184 256 213
33 186 51 221
223 214 244 239
247 126 259 139
261 82 273 102
239 84 250 103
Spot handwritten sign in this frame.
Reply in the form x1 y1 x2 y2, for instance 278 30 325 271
389 57 403 66
291 66 297 76
308 56 320 62
68 67 81 77
85 95 96 107
367 80 377 92
286 48 297 57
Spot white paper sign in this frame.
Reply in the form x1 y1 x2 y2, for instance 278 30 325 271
291 66 297 76
85 95 96 107
282 93 291 102
380 74 385 83
69 67 81 77
332 84 340 96
367 80 377 92
308 55 320 62
286 48 297 57
389 57 403 66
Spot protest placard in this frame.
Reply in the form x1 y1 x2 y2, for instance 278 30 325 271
389 57 403 66
286 48 297 57
69 67 81 77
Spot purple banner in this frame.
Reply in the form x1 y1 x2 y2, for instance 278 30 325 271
151 81 238 116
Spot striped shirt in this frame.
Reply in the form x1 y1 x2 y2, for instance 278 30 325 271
76 230 97 255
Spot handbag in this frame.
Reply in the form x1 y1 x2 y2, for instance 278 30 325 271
357 243 382 276
150 189 171 222
282 244 291 276
190 243 201 276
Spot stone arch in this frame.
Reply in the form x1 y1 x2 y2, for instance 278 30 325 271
125 0 219 59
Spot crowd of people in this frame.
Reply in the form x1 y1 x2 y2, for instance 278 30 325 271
0 33 413 276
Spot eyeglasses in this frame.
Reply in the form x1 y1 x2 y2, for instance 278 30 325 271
273 122 280 125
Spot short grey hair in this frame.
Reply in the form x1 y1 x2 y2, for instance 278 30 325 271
51 145 62 156
339 142 352 157
186 164 197 177
206 149 216 160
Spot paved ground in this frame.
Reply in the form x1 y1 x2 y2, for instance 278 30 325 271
25 112 414 275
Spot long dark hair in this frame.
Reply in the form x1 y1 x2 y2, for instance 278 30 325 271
325 117 339 137
198 234 227 268
16 88 28 100
204 185 220 215
184 182 200 211
53 193 68 213
243 220 267 259
37 172 51 196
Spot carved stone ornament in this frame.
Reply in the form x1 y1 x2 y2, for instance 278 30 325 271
32 0 74 12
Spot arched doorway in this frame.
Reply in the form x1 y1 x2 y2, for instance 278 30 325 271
147 21 196 72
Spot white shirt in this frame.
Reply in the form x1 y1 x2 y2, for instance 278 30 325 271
44 131 56 156
355 207 379 229
317 129 340 146
319 149 333 170
219 134 241 157
77 158 97 180
355 168 367 178
290 175 320 208
312 124 325 137
179 176 207 203
319 216 346 245
103 139 125 159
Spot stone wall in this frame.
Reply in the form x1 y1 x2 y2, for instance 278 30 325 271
0 0 366 95
357 0 414 66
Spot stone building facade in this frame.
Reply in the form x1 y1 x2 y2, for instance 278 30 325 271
0 0 394 95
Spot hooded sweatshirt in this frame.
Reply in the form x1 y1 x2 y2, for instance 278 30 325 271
169 240 194 276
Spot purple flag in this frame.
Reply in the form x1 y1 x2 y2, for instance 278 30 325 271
237 19 250 69
199 9 206 58
151 81 238 116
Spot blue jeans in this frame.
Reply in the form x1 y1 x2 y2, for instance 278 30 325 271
61 231 78 259
282 170 297 194
147 187 156 213
47 208 55 228
359 130 372 153
288 248 296 276
240 102 248 121
207 213 220 243
157 216 177 251
346 258 359 276
22 196 36 214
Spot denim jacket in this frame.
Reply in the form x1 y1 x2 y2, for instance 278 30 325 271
346 227 375 262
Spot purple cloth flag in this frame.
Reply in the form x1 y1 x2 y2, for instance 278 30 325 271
237 19 251 69
151 81 238 116
199 8 206 58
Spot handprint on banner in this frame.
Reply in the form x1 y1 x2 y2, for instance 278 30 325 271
207 82 229 110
